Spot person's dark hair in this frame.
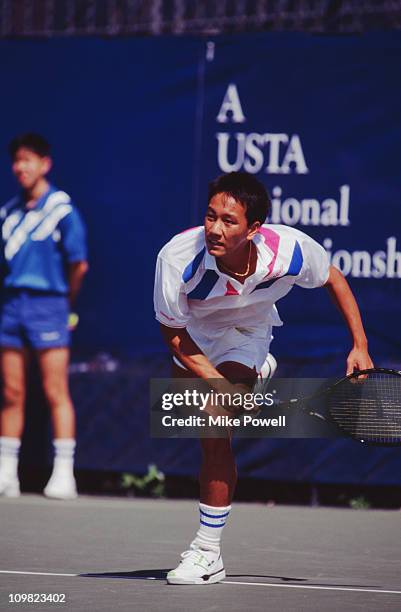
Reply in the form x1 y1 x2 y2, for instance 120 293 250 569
8 133 51 159
208 172 271 225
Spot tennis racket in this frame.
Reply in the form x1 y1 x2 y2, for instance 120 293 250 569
266 368 401 446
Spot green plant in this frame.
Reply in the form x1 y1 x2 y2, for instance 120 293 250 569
349 496 371 510
121 464 165 498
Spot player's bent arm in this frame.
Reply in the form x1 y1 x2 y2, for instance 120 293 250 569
68 260 89 306
323 265 374 374
160 324 241 396
160 324 225 380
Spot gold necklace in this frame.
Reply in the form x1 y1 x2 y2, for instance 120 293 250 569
219 242 253 277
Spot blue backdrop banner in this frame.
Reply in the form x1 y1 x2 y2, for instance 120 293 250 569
0 33 400 363
196 32 401 365
0 33 400 484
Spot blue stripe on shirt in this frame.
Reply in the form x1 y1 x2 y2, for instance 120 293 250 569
182 247 206 282
287 240 303 275
187 269 219 300
252 240 303 292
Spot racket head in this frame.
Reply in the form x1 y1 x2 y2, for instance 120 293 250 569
326 368 401 446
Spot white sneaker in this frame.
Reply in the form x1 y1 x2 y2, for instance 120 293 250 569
260 353 277 380
167 547 225 585
43 475 78 500
0 474 20 498
253 353 277 397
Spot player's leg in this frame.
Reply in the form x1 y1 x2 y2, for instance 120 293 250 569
24 292 77 499
199 437 236 506
0 348 28 497
172 413 236 583
195 360 255 548
167 360 256 585
199 360 256 505
37 347 77 500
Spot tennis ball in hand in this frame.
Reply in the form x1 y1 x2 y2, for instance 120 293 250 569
68 312 79 330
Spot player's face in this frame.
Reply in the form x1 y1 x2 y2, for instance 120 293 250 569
205 192 259 258
12 147 51 190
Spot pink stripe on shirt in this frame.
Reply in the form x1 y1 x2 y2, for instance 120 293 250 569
258 227 281 276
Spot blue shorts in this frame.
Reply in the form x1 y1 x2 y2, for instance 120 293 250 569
0 290 70 350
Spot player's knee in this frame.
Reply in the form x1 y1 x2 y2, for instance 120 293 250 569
42 381 70 409
2 382 25 411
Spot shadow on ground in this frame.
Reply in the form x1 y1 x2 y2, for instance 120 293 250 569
80 569 380 589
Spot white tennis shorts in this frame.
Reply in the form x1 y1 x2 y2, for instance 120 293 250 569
174 324 274 373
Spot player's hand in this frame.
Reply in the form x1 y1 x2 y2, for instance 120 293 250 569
346 346 374 378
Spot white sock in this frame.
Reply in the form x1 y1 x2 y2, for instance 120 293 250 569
192 503 231 553
0 436 21 481
50 439 76 480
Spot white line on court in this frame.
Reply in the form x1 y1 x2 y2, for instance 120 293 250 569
224 581 401 595
0 571 77 577
1 571 400 595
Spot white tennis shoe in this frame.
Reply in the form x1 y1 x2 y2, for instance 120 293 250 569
0 474 20 497
167 547 225 585
259 352 277 380
43 475 77 500
253 353 277 398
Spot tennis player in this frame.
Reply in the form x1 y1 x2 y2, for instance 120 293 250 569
154 171 373 585
0 133 88 499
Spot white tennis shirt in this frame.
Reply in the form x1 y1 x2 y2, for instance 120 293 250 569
154 224 330 369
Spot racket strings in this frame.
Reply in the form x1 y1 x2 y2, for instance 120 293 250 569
327 373 401 443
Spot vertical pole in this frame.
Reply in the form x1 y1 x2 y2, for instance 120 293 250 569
190 40 215 226
310 484 319 507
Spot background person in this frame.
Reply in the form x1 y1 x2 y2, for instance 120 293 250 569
0 133 88 499
154 171 373 585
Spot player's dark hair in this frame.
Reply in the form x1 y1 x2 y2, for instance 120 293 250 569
208 172 271 226
8 133 51 159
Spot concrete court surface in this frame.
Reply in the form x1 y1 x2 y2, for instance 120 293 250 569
0 495 400 611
